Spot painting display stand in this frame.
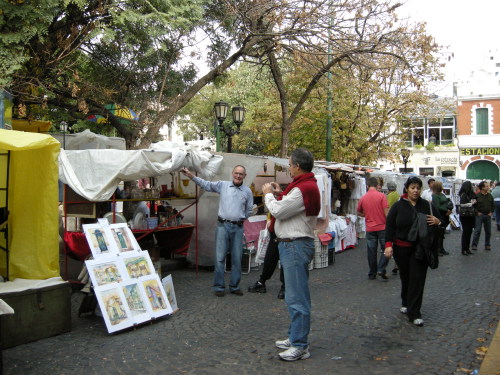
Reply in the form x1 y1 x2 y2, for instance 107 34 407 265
83 219 173 333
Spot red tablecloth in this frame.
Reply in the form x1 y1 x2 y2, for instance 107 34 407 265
132 225 195 257
63 231 91 261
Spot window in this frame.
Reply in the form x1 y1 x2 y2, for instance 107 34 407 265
427 116 455 145
476 108 489 134
419 167 434 176
399 167 414 173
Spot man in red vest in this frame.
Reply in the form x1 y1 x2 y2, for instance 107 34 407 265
263 148 320 361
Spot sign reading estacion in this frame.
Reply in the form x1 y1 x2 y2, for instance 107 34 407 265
460 147 500 156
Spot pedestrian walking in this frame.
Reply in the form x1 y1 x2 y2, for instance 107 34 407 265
491 181 500 231
471 180 494 251
181 165 253 297
357 177 390 280
262 148 320 361
386 181 400 274
431 180 452 256
384 176 442 327
421 178 435 202
458 180 476 256
386 181 400 208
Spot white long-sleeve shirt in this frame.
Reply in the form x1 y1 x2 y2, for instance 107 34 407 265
264 188 317 239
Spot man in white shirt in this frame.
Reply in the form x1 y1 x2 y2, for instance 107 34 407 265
421 178 435 202
262 148 320 361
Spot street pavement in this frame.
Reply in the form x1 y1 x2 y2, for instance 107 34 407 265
4 227 500 375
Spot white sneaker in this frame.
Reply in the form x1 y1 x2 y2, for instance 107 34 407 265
413 318 424 326
275 338 291 349
278 346 310 361
400 307 407 314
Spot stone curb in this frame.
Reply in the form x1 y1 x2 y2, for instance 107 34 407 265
479 319 500 375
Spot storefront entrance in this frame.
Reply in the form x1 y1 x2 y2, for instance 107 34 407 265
466 160 499 181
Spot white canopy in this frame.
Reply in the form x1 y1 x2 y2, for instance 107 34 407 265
59 144 223 201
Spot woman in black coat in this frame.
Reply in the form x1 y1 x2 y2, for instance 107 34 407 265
458 180 476 255
384 177 442 327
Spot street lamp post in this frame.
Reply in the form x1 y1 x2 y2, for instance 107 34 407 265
213 101 246 153
401 148 410 173
60 121 68 149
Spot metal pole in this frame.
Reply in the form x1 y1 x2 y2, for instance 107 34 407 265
227 135 232 153
215 119 221 152
325 5 333 161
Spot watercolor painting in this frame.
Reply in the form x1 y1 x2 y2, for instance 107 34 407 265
86 259 123 286
141 276 172 317
109 223 141 252
161 274 179 313
94 285 133 333
123 252 154 279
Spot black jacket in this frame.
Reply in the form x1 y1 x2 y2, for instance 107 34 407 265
386 196 443 245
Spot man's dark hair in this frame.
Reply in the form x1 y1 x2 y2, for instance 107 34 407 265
427 178 435 186
367 177 379 188
478 180 487 190
291 148 314 172
403 176 423 193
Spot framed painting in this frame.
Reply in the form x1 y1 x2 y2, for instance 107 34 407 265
140 275 173 318
109 223 141 253
94 284 134 333
121 281 151 325
121 251 155 280
85 256 124 287
161 274 179 313
83 223 117 257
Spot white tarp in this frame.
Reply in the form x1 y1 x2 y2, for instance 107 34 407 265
59 144 223 201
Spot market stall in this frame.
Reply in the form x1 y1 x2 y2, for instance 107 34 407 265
0 129 71 348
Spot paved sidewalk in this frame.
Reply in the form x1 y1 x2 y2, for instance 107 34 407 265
4 228 499 375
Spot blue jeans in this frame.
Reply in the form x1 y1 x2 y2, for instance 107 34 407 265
472 214 492 248
214 222 244 292
278 237 315 349
494 201 500 229
366 230 389 277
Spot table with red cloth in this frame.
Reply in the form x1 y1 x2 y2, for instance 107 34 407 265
132 224 195 257
63 225 195 261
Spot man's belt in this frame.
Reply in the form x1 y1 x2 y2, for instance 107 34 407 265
218 217 244 225
276 236 310 242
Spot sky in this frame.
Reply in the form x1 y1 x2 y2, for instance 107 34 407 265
398 0 500 96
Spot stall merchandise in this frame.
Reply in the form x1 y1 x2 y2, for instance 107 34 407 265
83 220 172 333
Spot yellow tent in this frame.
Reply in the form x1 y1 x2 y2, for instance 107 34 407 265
0 129 60 280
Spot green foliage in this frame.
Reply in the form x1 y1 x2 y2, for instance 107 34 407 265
0 0 60 86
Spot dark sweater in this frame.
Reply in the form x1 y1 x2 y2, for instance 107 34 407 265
385 197 443 246
475 192 494 214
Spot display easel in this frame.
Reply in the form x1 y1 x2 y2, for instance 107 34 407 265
0 151 10 280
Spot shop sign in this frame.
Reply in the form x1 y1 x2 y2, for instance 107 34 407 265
460 147 500 156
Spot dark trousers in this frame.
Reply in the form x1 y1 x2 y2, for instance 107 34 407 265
259 231 284 287
437 214 450 254
460 216 475 252
472 214 492 248
393 245 428 321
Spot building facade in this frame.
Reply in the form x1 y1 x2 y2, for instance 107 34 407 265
456 96 500 181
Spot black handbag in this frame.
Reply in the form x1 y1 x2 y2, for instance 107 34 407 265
459 203 475 217
408 201 439 269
